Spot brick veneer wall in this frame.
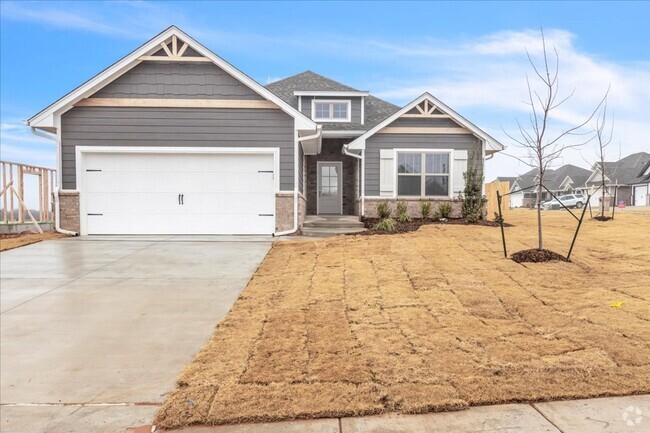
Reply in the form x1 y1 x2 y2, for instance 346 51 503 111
363 197 462 219
305 139 357 215
275 192 306 233
58 191 80 233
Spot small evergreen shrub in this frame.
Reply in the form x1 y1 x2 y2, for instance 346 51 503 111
376 202 392 219
373 218 396 231
438 203 453 219
396 201 411 223
461 155 488 223
420 201 432 219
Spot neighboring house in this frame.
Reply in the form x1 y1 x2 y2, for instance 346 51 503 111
585 152 650 207
508 164 591 208
27 26 504 236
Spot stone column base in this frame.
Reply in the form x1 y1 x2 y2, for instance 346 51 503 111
58 191 80 233
275 192 306 233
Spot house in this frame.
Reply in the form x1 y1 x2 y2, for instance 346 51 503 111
585 152 650 207
27 26 504 236
508 164 591 208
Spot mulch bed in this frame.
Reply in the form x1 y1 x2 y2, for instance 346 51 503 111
359 217 509 235
594 216 613 222
511 248 567 263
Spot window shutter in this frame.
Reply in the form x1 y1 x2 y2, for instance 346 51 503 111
453 150 468 197
379 149 395 197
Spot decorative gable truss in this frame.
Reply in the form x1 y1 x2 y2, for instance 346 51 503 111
401 99 449 118
138 35 210 62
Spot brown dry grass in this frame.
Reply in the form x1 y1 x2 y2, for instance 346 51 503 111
0 232 67 252
156 209 650 428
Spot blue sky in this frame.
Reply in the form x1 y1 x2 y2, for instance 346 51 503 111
2 0 649 185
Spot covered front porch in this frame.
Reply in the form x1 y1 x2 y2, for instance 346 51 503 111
305 138 360 216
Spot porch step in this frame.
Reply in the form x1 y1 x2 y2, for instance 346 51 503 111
301 215 366 237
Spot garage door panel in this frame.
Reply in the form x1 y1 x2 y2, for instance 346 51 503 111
182 193 275 214
82 151 277 235
85 153 274 173
85 172 275 194
634 185 648 206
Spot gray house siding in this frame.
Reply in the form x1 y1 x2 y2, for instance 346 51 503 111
300 96 362 124
364 134 482 196
61 107 295 190
93 61 263 100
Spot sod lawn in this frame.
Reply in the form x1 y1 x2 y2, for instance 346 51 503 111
155 208 650 428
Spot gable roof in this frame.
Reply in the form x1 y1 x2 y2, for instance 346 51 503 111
495 176 517 184
265 71 400 131
639 159 650 182
513 164 591 191
586 152 650 186
27 26 316 131
345 93 505 152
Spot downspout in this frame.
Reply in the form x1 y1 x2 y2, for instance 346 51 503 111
274 126 322 236
342 144 364 216
30 126 78 236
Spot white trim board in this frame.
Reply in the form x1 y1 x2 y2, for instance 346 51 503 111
27 26 317 131
294 91 369 97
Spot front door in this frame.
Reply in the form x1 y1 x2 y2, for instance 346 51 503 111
317 162 342 214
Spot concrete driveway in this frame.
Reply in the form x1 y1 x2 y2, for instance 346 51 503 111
0 236 272 433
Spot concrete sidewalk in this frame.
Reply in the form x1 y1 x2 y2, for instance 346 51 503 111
163 395 649 433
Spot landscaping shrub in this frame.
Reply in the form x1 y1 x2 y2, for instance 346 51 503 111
373 218 396 231
461 157 488 223
438 203 452 219
376 202 392 219
396 201 411 223
420 201 432 219
437 203 452 218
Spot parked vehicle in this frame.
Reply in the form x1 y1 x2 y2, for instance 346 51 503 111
542 194 585 210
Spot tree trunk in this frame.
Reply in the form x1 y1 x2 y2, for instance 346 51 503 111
537 181 543 249
600 169 606 216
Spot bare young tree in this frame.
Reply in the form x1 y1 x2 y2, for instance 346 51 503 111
505 29 606 250
594 98 614 217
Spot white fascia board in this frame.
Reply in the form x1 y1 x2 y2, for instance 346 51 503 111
347 92 505 152
293 91 369 97
28 26 316 131
321 130 366 138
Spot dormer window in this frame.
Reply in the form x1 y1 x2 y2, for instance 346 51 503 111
312 100 351 122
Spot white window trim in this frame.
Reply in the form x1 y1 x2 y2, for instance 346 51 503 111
311 99 352 123
393 149 454 199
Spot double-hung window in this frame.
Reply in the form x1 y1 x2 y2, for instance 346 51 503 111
397 152 451 197
312 100 351 122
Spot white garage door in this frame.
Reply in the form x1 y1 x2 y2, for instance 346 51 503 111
80 151 276 235
510 192 523 208
634 185 648 206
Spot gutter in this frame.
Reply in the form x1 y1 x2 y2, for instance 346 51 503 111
30 126 78 236
342 144 365 217
274 126 323 236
